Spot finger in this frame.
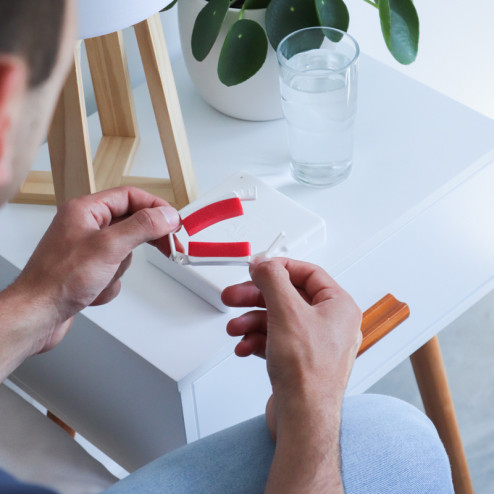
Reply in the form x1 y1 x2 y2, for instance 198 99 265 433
105 204 181 256
235 332 267 359
249 259 304 316
111 253 132 283
265 394 276 441
84 187 173 228
90 280 122 306
226 310 267 337
262 257 343 305
296 287 311 304
91 254 131 304
222 281 266 308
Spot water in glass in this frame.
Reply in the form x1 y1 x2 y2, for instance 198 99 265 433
280 50 357 187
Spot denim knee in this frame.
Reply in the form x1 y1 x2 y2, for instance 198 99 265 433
340 393 454 494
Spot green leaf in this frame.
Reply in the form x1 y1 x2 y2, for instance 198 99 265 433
265 0 321 50
243 0 271 8
218 19 268 86
160 0 178 12
315 0 349 32
378 0 419 64
191 0 230 62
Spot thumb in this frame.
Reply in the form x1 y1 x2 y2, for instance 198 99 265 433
107 205 180 254
250 260 302 317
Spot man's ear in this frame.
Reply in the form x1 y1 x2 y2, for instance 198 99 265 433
0 57 27 186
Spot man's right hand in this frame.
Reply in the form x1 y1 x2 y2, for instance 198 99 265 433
222 259 362 493
222 258 362 416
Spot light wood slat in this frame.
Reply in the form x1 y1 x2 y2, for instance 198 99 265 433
411 336 474 494
93 136 139 191
120 176 177 207
85 31 139 139
134 14 198 209
14 19 197 209
47 46 96 207
11 171 56 205
358 293 410 356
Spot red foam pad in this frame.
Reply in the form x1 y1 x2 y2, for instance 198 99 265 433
188 242 251 258
182 198 244 236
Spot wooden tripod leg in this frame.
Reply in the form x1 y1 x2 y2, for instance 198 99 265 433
85 31 140 191
134 14 198 209
48 45 95 207
410 336 473 494
85 31 138 139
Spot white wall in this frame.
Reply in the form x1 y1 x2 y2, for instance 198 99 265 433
348 0 494 120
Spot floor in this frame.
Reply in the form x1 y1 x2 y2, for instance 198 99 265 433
368 289 494 493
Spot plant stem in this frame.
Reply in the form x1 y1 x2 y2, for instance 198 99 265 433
238 1 246 19
362 0 378 8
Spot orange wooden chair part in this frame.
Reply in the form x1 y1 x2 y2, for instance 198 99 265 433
359 294 472 494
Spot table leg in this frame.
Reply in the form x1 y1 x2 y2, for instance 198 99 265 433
410 335 474 494
47 45 96 207
134 14 198 209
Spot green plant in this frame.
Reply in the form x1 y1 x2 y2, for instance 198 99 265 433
163 0 419 86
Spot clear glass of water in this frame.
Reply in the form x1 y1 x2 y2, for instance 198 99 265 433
277 27 359 187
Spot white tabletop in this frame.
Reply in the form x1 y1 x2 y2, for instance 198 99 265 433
1 54 494 383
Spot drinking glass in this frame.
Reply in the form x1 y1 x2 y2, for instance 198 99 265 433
277 27 359 187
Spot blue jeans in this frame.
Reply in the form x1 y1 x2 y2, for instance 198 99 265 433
103 394 454 493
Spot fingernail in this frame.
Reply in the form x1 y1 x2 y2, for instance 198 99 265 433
249 256 270 275
159 206 180 230
251 256 270 265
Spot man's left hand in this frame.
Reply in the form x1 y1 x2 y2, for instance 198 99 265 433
14 186 180 353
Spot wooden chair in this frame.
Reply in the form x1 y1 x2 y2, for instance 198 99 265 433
360 295 473 494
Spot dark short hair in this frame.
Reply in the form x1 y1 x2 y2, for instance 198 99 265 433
0 0 66 87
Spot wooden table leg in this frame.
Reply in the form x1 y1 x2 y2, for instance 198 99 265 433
134 14 198 209
410 335 474 494
48 45 96 207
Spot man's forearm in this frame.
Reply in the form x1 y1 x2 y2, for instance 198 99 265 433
0 282 54 381
265 399 344 494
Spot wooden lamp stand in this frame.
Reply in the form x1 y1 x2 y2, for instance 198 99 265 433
13 14 197 209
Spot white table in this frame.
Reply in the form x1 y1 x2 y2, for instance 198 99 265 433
2 54 494 485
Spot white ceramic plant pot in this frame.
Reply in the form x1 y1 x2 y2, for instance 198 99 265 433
78 0 167 38
178 0 283 121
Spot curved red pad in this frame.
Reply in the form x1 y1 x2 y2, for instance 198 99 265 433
182 198 244 236
188 242 251 258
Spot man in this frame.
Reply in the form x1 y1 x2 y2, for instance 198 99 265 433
0 1 454 492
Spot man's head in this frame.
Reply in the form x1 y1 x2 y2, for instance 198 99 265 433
0 0 76 204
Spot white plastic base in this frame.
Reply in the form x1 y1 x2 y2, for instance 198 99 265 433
145 172 326 312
